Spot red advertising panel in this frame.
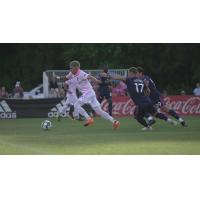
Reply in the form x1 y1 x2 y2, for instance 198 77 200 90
101 96 200 117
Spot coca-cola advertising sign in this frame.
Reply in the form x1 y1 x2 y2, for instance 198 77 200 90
101 96 200 117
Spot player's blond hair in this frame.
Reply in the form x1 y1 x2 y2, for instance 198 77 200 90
69 60 80 68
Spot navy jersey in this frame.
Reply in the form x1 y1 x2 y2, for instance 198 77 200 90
125 77 152 106
142 75 161 103
98 74 111 93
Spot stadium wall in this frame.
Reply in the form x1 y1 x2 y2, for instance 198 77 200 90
0 96 200 119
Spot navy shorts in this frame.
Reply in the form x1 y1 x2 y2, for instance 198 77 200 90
99 91 112 100
134 103 157 118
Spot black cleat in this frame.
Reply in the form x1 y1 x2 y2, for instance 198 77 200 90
181 121 187 127
57 114 61 122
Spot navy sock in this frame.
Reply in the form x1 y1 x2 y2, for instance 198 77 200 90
155 112 168 121
168 109 180 120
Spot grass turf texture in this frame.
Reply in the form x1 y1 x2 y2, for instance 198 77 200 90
0 117 199 155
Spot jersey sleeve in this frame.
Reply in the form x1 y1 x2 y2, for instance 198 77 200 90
66 72 72 79
65 79 73 85
80 71 89 80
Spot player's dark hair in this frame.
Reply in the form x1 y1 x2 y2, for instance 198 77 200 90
137 66 144 74
69 60 80 68
103 68 108 73
129 67 138 74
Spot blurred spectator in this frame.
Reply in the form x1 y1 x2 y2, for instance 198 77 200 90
0 86 9 98
112 81 127 96
48 76 60 98
163 90 168 97
12 81 24 99
49 76 58 90
180 90 186 95
58 86 65 98
193 83 200 96
98 68 113 116
49 88 57 98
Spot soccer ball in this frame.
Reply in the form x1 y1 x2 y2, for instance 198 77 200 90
41 120 52 130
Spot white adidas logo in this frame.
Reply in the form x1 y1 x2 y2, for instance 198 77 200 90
0 100 17 119
50 99 66 112
48 99 68 118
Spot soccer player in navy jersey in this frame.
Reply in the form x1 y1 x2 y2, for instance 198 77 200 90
112 67 157 131
137 66 186 127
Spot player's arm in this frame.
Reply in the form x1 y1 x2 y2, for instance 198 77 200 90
111 75 126 81
143 80 151 96
87 75 101 84
56 72 72 81
63 81 69 90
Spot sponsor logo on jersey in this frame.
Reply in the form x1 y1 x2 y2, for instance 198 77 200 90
0 100 17 119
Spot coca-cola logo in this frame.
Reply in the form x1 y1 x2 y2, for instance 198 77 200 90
101 96 200 116
101 99 136 116
164 96 200 115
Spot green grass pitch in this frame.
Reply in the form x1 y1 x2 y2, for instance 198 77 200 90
0 117 199 155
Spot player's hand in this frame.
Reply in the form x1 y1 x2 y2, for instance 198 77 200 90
55 76 61 80
144 80 149 87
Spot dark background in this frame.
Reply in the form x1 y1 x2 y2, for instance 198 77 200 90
0 43 199 94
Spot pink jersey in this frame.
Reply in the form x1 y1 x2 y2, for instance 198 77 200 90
65 78 77 97
66 72 73 80
72 70 95 95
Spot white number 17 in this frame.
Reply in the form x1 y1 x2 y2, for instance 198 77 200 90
134 83 144 93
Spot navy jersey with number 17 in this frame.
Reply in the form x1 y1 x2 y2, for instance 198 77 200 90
125 77 152 106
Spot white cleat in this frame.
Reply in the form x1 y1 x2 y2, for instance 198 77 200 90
167 118 178 126
141 126 153 131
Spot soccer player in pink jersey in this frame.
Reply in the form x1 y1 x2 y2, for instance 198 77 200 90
67 60 120 130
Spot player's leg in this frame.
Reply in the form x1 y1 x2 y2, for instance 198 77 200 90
155 112 178 126
98 93 104 104
57 98 70 121
105 94 113 116
151 100 177 126
74 100 91 120
134 105 152 130
73 94 95 126
90 96 120 130
162 106 186 126
69 95 80 119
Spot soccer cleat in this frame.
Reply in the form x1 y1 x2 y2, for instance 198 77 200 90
113 120 120 130
84 117 94 127
57 114 61 122
141 126 153 131
179 118 187 127
180 121 187 127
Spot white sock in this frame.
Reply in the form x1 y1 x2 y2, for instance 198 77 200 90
148 116 154 121
179 118 184 122
94 106 115 123
167 118 172 122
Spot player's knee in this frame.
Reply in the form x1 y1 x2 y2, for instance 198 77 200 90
74 100 84 108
